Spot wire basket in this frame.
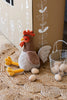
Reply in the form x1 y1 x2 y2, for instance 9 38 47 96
49 40 67 76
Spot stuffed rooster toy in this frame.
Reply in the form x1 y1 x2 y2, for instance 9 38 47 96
5 30 51 73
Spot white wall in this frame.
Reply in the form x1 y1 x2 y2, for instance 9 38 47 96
0 0 32 49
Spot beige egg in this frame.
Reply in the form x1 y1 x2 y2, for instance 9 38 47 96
31 68 39 74
29 75 37 82
54 61 62 66
55 74 62 82
51 65 59 74
59 64 67 72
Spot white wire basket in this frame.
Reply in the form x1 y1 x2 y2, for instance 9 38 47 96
49 40 67 75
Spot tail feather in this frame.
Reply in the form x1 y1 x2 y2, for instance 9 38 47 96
38 45 51 63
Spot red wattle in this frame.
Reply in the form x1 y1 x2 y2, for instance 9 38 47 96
20 42 25 47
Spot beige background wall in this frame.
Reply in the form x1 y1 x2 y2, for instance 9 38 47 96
0 0 32 49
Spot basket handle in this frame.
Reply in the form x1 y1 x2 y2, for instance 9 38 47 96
52 40 67 53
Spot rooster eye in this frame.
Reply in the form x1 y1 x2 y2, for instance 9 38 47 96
25 38 27 40
24 36 30 43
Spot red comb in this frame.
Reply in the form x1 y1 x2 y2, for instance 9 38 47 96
23 30 35 36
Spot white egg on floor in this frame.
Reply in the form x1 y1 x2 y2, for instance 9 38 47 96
29 75 37 82
55 74 62 82
31 68 39 74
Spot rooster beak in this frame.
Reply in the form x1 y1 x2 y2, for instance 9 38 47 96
21 38 24 41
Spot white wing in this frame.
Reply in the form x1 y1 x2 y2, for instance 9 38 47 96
38 45 51 63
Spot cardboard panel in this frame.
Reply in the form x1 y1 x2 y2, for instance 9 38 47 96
33 0 65 50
